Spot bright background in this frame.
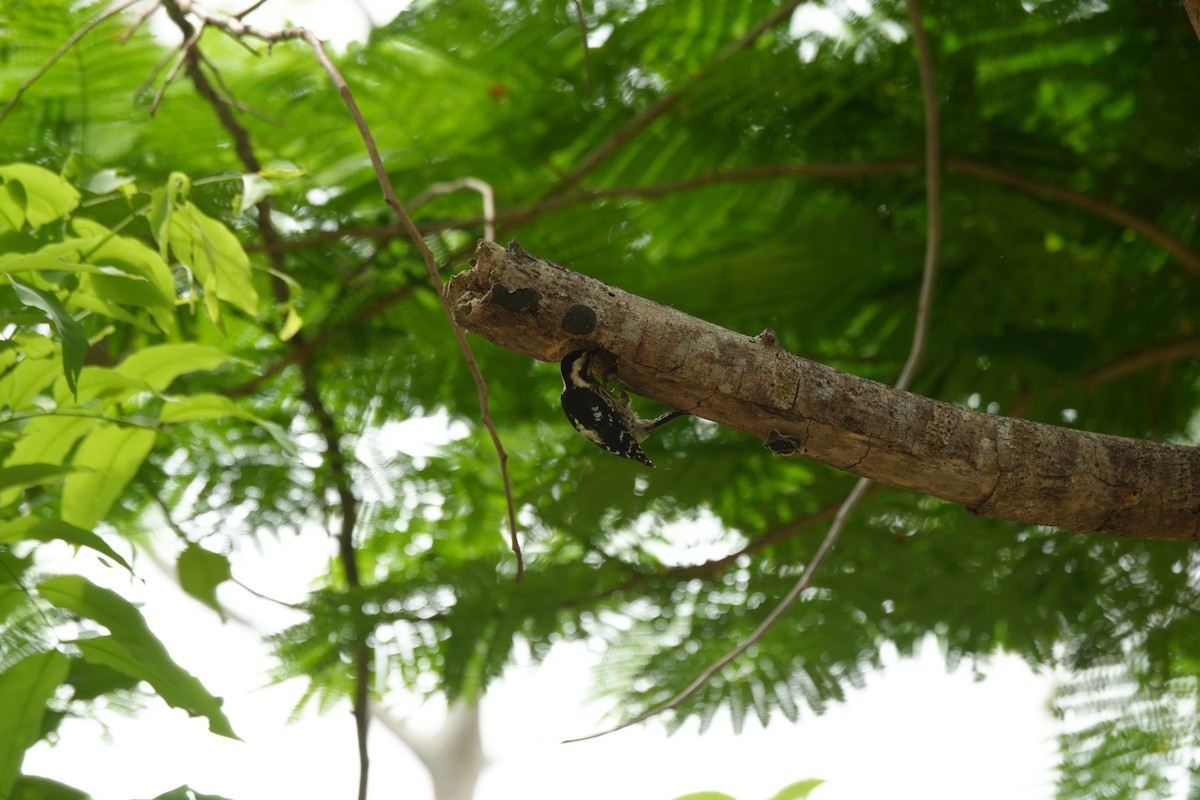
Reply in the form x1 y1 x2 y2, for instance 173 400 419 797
27 416 1061 800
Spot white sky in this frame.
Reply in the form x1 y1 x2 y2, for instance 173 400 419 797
26 527 1061 800
26 3 1065 799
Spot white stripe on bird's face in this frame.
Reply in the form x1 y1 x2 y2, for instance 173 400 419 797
569 354 591 388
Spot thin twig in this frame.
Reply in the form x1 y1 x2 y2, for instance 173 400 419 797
0 0 143 125
120 0 163 43
949 158 1200 278
150 22 206 116
895 0 941 393
567 0 944 743
546 0 809 197
300 30 524 581
1085 336 1200 388
135 45 184 104
196 49 285 126
409 178 497 242
253 155 1200 283
582 482 889 609
234 0 271 20
570 0 593 96
564 477 873 742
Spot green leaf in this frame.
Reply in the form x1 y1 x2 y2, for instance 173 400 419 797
8 278 87 399
9 774 93 800
0 355 61 411
71 219 177 319
0 517 133 572
61 426 157 529
159 393 296 456
156 392 245 424
671 793 738 800
168 200 259 319
0 180 26 231
0 649 70 798
37 575 238 739
279 304 303 342
2 415 98 468
177 544 231 619
62 658 140 702
50 368 151 408
0 244 107 276
767 779 825 800
0 463 77 493
115 344 231 392
0 585 26 626
0 164 81 229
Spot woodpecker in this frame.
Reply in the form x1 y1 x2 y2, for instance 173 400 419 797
559 350 687 467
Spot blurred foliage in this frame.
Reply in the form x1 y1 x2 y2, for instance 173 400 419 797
1 0 1199 797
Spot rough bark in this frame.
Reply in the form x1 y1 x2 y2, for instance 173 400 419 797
445 239 1200 542
1186 0 1200 42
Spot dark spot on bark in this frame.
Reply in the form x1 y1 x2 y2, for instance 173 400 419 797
490 283 540 313
562 304 597 335
764 429 804 456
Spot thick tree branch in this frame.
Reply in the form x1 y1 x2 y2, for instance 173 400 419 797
1185 0 1200 41
448 240 1200 542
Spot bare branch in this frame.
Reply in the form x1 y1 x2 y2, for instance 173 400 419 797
150 22 206 116
409 178 497 243
1086 337 1200 388
949 159 1200 278
564 477 874 743
895 0 942 394
298 30 524 581
120 0 163 43
451 241 1199 541
251 155 1200 285
234 0 271 21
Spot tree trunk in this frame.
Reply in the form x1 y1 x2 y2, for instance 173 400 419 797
376 701 486 800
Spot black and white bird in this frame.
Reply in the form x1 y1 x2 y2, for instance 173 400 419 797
559 349 687 467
